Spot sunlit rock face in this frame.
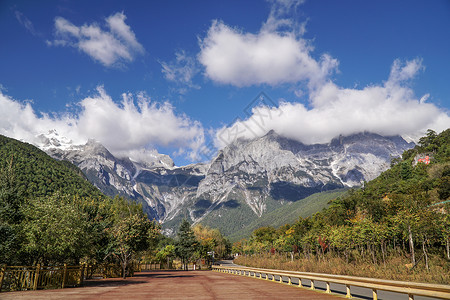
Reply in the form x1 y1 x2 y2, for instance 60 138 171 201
39 130 414 235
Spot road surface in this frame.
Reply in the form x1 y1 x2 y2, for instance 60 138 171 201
0 270 341 299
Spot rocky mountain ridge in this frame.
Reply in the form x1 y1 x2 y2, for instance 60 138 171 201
36 130 414 235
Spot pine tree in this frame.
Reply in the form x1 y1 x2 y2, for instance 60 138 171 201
175 219 198 270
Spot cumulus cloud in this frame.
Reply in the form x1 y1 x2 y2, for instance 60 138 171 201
198 20 337 88
0 87 204 161
198 0 336 88
215 59 450 148
200 2 449 148
161 50 200 94
48 12 144 67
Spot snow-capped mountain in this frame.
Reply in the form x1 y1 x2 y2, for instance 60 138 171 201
36 130 414 235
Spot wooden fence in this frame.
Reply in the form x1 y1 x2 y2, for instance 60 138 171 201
213 265 450 300
138 261 208 271
0 264 84 292
0 262 141 293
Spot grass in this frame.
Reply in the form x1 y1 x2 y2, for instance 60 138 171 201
234 252 450 284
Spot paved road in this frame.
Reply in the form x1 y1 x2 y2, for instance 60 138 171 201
0 270 341 300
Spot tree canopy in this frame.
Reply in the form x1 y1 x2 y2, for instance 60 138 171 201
0 135 160 278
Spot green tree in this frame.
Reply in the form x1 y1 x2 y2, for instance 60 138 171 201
107 212 160 278
418 129 438 152
438 207 450 259
193 224 231 261
156 244 176 268
0 156 24 264
274 226 296 261
252 226 277 245
21 193 93 265
175 219 198 270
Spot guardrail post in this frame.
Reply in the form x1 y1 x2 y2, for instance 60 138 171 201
326 282 330 293
272 274 275 281
346 284 351 298
33 264 41 290
372 289 378 300
279 275 282 283
408 294 414 300
311 280 315 290
298 278 303 287
288 277 292 285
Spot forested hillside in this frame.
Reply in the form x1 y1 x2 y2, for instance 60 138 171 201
0 135 104 199
0 135 159 276
235 129 450 283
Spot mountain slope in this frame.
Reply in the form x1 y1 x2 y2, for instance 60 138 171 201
181 131 412 233
36 130 414 236
0 134 104 199
218 188 348 241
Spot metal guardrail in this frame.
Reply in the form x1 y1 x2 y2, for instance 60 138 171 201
212 265 450 300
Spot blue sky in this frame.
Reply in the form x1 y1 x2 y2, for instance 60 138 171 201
1 0 449 166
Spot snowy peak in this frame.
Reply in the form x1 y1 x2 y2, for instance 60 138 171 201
208 130 414 187
127 150 175 170
36 129 77 151
34 129 415 236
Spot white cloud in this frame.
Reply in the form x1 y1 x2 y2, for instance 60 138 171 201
199 3 449 149
161 50 200 94
198 0 336 88
198 20 337 88
0 87 204 161
49 12 144 67
387 58 424 86
215 59 450 148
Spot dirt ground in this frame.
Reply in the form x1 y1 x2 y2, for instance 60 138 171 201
0 270 341 299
